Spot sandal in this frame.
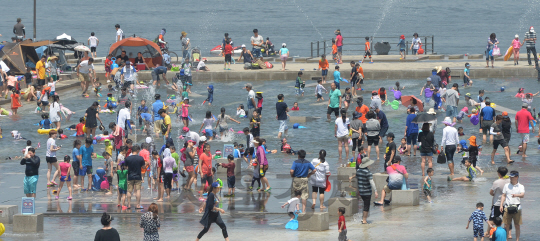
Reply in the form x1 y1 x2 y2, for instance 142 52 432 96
264 187 272 192
136 206 144 209
373 202 384 206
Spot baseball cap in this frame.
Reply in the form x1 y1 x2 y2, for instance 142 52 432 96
509 171 519 177
465 93 471 98
427 77 432 82
392 156 402 164
522 103 528 108
502 111 508 116
182 127 189 132
187 140 196 144
246 83 252 88
372 91 378 96
125 61 131 65
212 182 222 188
241 44 246 48
200 136 207 142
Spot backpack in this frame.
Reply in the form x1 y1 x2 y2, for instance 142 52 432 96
153 35 160 43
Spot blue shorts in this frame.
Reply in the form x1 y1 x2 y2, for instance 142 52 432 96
321 69 328 76
400 48 405 53
79 165 93 176
337 46 342 53
406 133 418 146
206 96 213 104
252 48 262 58
140 113 152 122
24 175 39 194
227 175 236 188
60 175 71 182
119 188 127 194
412 49 418 54
446 106 458 118
205 129 213 137
420 152 433 157
334 81 340 90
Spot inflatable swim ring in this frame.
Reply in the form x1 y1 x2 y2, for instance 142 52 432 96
37 129 57 134
135 85 149 89
93 135 112 140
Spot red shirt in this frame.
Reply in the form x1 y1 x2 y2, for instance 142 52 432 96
76 123 85 136
139 149 150 173
113 128 124 149
11 93 21 108
196 145 204 158
224 44 233 55
199 153 212 176
338 215 346 230
221 162 236 177
515 109 533 133
336 35 343 47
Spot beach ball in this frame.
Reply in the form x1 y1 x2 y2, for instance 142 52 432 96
92 140 97 145
500 87 505 92
0 222 5 236
418 48 425 54
490 103 497 108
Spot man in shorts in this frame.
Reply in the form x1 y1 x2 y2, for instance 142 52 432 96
276 94 289 138
21 148 40 198
490 115 514 164
76 58 95 97
441 83 460 123
500 171 525 240
251 29 264 58
290 150 316 213
327 82 341 120
489 167 510 228
125 145 145 209
515 103 534 157
480 100 496 144
120 61 137 92
152 64 169 86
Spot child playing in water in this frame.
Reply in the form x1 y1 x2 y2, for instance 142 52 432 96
39 114 52 129
457 107 468 123
137 99 149 126
281 190 301 221
333 66 342 90
378 87 387 103
103 152 114 195
391 81 404 101
250 111 261 137
295 71 304 97
398 137 408 155
458 127 465 136
315 79 328 102
181 98 191 127
237 104 246 118
57 155 73 200
290 102 299 111
343 87 352 110
181 85 189 100
117 161 128 209
94 82 102 97
512 34 524 65
281 137 296 155
256 92 263 115
448 158 483 181
398 35 406 59
249 152 261 191
76 118 85 137
423 168 434 203
466 202 492 241
463 63 473 86
46 77 56 96
204 85 214 106
318 54 329 84
10 89 22 115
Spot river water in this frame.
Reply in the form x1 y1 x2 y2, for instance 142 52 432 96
2 0 540 57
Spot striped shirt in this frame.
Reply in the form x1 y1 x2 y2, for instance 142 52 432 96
525 31 536 48
356 168 373 196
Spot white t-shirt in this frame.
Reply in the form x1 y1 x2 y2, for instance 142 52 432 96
88 36 98 47
45 62 57 75
46 138 56 157
251 35 264 49
286 197 299 213
116 29 123 42
117 108 131 129
197 61 206 69
247 90 256 108
309 158 330 188
412 37 421 49
49 102 60 119
502 182 525 210
24 146 31 156
335 118 350 137
0 61 10 73
185 131 200 147
121 66 137 81
78 60 94 74
203 118 215 130
48 82 56 92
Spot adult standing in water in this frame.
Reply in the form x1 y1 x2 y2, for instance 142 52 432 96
94 212 121 241
76 58 95 97
245 83 256 118
524 26 538 66
486 33 499 68
404 107 418 156
335 29 343 64
140 203 160 241
181 31 190 61
197 182 229 241
46 130 61 187
353 158 377 224
441 117 459 176
515 103 534 158
85 101 103 137
276 94 289 139
418 123 434 176
310 150 330 210
254 138 271 192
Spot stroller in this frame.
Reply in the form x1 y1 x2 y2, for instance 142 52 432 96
191 47 201 63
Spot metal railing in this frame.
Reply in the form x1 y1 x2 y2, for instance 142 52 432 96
310 35 435 58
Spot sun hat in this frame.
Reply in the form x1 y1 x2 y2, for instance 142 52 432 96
200 136 207 142
468 136 477 146
358 158 375 168
435 66 442 73
426 108 436 114
465 93 471 98
442 117 455 126
461 106 469 113
146 137 152 143
353 111 363 119
400 35 405 40
427 77 432 82
515 34 519 38
282 43 286 47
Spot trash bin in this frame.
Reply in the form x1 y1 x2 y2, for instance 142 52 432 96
374 42 391 55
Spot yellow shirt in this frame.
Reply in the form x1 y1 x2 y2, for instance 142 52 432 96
105 145 113 156
36 61 46 79
163 115 171 134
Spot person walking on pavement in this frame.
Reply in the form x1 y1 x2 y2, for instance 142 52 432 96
524 26 538 66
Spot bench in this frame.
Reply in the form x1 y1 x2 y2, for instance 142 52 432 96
13 213 44 233
298 212 329 231
327 197 358 217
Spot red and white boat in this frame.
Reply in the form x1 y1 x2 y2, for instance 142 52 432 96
210 45 243 55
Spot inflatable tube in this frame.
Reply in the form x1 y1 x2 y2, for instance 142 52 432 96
93 135 112 140
166 99 175 103
135 85 149 89
503 46 513 61
188 116 193 122
37 129 57 134
515 93 526 98
1 109 10 116
83 126 87 133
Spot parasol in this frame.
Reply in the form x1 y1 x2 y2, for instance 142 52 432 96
401 95 424 112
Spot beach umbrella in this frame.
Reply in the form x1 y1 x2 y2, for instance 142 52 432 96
55 33 78 46
74 45 91 52
401 95 424 112
412 113 437 123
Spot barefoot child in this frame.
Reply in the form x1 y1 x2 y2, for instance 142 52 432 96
398 137 408 155
219 154 236 197
318 54 329 84
281 190 301 221
11 89 22 115
103 152 114 195
448 158 483 181
315 79 328 101
423 168 434 203
338 207 352 241
466 202 492 241
117 162 128 209
57 155 73 200
181 98 191 127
